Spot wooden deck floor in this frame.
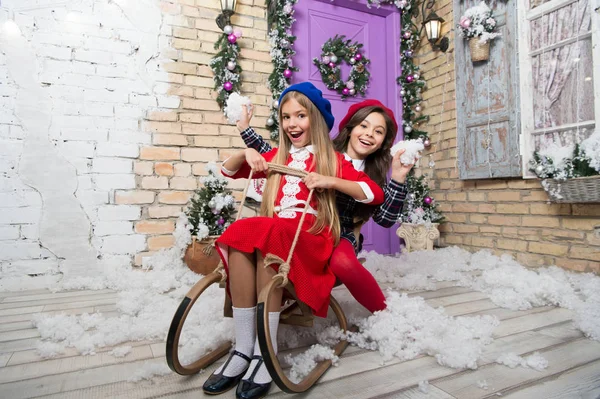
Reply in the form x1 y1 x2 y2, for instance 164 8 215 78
1 283 599 399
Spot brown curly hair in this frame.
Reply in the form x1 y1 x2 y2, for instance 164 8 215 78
332 105 398 220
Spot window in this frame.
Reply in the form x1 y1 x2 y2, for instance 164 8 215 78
518 0 599 177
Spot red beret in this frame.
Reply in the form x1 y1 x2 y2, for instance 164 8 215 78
338 99 398 134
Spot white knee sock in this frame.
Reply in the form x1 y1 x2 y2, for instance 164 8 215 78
243 311 279 384
217 306 256 377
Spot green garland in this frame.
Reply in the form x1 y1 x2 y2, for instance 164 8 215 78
367 0 429 141
312 35 370 100
209 27 242 109
265 0 298 139
207 0 430 141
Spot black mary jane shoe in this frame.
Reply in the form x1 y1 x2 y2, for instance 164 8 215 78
235 356 272 399
203 350 251 395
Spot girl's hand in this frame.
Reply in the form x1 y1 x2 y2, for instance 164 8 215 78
236 104 254 132
245 148 268 172
390 148 415 183
303 172 335 190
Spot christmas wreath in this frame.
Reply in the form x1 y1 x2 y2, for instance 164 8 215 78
313 35 370 100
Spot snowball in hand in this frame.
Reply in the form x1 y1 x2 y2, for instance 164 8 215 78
224 92 252 124
390 138 425 164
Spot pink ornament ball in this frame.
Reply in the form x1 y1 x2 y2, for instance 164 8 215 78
227 34 237 44
406 75 414 83
342 87 350 95
424 196 433 205
233 28 243 38
223 81 233 91
403 31 412 39
283 69 293 79
355 53 362 61
328 62 336 68
424 138 431 148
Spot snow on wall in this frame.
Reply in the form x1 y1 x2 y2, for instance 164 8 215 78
0 0 171 283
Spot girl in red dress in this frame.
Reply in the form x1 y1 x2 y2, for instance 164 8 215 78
203 82 385 399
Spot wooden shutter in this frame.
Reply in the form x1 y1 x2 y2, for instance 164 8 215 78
455 0 522 179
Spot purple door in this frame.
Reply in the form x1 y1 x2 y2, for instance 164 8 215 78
292 0 402 254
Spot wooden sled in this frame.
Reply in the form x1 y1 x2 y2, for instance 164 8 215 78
166 163 354 392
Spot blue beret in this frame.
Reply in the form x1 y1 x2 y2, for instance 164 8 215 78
279 82 335 131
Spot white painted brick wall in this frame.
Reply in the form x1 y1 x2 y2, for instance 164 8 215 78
101 234 147 255
0 0 169 281
1 259 60 277
92 158 133 174
0 225 19 240
97 205 141 221
94 221 133 236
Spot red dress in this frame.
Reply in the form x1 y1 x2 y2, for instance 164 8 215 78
216 147 384 317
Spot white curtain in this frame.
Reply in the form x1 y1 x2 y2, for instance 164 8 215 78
531 0 590 130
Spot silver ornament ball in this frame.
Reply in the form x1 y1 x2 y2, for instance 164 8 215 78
349 88 356 95
404 126 412 133
224 25 233 35
330 55 338 63
272 99 279 108
349 58 356 65
415 105 422 112
400 89 406 96
226 61 236 71
413 73 420 80
266 118 275 126
535 165 544 174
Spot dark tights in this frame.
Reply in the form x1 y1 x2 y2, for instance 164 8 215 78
329 239 386 313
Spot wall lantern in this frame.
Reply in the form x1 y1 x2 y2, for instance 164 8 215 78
423 11 449 52
216 0 237 31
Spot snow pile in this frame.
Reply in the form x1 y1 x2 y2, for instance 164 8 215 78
224 92 252 124
360 248 600 341
418 380 430 393
343 292 499 369
128 361 172 382
496 351 548 371
580 129 600 172
110 346 132 358
32 215 234 364
284 344 339 383
390 138 424 165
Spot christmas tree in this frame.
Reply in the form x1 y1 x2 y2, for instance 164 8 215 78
185 163 236 239
400 174 444 225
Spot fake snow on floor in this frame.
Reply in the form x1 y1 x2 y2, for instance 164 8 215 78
19 217 600 383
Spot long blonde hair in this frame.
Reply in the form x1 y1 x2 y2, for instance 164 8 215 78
260 91 341 245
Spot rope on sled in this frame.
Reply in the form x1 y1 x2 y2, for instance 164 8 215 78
261 163 314 288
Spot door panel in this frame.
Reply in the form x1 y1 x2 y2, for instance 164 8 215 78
293 0 401 254
455 0 522 179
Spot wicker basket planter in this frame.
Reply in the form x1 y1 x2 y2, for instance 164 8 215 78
469 38 490 62
541 175 600 203
396 223 440 253
183 236 221 275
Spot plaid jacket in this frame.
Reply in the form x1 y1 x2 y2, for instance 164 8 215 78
240 127 408 252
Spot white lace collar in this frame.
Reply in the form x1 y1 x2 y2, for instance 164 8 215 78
344 153 365 172
289 145 315 154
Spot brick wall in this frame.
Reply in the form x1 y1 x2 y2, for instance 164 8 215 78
131 0 273 266
415 0 599 273
0 0 273 280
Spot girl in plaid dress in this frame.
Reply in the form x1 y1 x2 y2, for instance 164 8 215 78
203 83 384 399
237 100 414 314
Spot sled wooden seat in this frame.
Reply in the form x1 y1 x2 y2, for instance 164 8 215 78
166 163 359 393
